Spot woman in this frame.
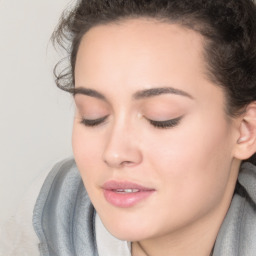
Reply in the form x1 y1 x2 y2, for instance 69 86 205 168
7 0 256 255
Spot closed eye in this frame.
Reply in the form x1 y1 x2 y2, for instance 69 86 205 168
80 115 109 127
80 115 182 129
147 116 183 129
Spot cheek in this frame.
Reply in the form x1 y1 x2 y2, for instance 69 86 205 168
148 113 233 171
72 122 104 181
143 115 234 206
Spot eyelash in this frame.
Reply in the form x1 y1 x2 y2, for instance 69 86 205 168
80 116 108 127
80 116 182 129
147 116 182 129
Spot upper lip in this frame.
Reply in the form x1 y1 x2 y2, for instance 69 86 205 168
102 180 155 191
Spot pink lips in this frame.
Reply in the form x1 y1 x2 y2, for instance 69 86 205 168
102 181 155 208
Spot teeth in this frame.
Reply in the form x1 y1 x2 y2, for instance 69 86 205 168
115 189 140 193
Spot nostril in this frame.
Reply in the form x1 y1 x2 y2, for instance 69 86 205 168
103 157 136 168
121 160 135 167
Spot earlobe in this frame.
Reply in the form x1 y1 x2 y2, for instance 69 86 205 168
234 102 256 160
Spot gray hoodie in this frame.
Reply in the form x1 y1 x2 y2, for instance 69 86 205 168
33 159 256 256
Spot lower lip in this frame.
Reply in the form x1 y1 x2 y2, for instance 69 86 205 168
103 189 155 208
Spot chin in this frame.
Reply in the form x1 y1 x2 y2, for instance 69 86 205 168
108 226 150 242
98 211 154 241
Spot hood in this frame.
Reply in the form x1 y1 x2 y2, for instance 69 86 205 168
238 162 256 206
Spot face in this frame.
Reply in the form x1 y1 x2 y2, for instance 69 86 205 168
72 19 239 242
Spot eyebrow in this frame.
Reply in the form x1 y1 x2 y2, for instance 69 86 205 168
72 86 193 101
71 87 106 100
133 87 193 100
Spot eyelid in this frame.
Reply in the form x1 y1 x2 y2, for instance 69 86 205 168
80 115 109 127
146 116 183 129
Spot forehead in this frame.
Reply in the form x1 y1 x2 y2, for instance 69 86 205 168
74 18 215 100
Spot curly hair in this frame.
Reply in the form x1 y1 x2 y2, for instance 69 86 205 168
52 0 256 163
53 0 256 118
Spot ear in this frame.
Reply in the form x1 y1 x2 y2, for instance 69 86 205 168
233 102 256 160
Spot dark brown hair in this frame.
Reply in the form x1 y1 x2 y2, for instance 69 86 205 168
52 0 256 162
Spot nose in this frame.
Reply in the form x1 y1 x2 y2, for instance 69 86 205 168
102 122 143 168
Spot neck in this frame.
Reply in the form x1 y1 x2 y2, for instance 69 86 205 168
133 242 214 256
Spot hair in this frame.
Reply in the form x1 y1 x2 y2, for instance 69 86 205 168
52 0 256 163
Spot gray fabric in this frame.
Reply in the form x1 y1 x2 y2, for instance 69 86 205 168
33 159 256 256
213 162 256 256
33 159 98 256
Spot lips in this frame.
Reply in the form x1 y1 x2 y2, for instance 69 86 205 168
102 181 155 208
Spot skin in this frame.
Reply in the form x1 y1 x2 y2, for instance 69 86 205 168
72 19 242 256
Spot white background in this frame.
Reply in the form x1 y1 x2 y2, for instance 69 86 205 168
0 0 74 225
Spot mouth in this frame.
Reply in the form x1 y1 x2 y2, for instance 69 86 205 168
102 181 155 208
114 188 140 193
